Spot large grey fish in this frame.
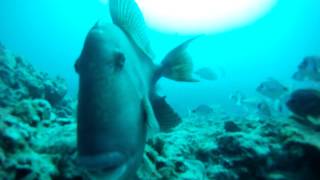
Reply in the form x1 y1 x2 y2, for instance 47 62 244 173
75 0 198 179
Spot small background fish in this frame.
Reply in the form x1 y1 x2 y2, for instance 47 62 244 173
292 56 320 82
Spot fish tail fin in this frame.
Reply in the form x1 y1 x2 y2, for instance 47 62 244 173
159 37 200 82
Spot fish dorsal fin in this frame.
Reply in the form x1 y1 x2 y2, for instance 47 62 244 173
151 95 182 132
142 97 160 138
109 0 154 59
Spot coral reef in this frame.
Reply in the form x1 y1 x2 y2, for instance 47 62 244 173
0 44 79 179
139 116 320 180
0 46 73 117
0 44 320 179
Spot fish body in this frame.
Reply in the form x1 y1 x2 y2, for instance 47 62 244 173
292 56 320 82
286 89 320 119
192 104 214 116
75 0 198 179
229 91 272 117
238 97 272 117
256 78 288 99
229 91 247 106
76 23 150 180
256 101 272 117
240 97 262 108
195 67 226 81
195 67 217 81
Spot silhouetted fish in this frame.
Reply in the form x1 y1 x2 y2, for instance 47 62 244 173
286 89 320 119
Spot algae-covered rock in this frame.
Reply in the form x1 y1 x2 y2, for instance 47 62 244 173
0 44 73 116
0 109 79 179
0 44 79 179
2 151 59 179
137 112 320 180
0 112 33 152
31 123 76 154
11 99 52 126
206 165 238 180
224 120 241 132
44 76 68 105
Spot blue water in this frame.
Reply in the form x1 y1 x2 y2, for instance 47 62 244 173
0 0 320 115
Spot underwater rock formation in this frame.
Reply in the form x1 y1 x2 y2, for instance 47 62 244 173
0 44 79 179
0 44 319 179
0 45 72 117
139 117 320 180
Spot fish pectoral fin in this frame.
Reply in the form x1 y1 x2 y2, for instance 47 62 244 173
159 36 201 82
109 0 154 59
142 97 160 138
151 95 182 132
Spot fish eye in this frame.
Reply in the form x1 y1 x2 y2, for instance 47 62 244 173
114 52 126 69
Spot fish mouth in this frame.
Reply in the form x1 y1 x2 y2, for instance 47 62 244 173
77 151 127 171
84 164 128 180
78 152 130 180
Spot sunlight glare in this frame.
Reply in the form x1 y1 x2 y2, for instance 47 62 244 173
135 0 277 34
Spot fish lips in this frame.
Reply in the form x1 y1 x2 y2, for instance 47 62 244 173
77 151 127 171
77 152 132 180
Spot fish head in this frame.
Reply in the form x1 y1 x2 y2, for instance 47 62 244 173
256 83 269 96
75 23 147 179
75 23 127 78
298 57 318 72
295 56 320 82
